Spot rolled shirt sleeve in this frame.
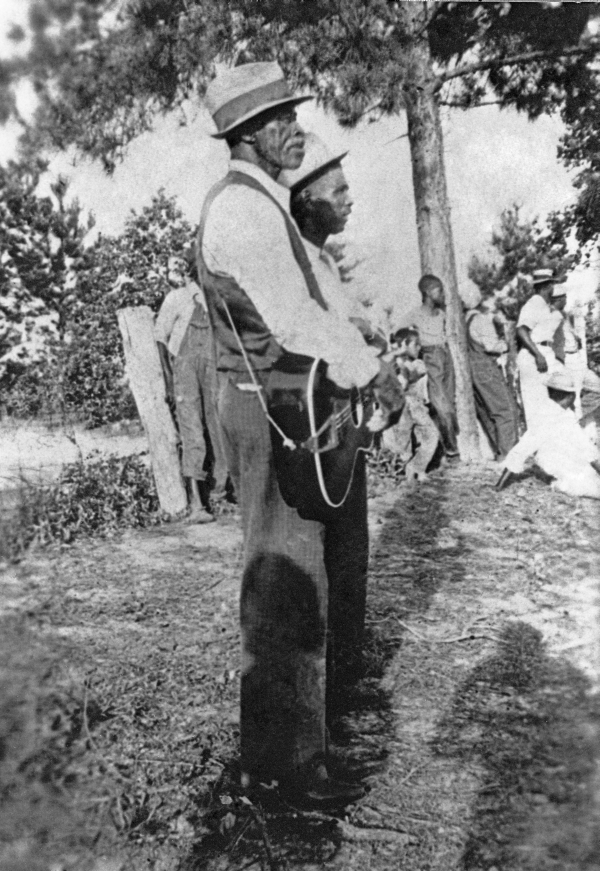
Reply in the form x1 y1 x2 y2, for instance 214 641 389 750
201 167 380 389
517 294 562 345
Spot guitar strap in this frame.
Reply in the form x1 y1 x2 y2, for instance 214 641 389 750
200 169 329 448
220 293 297 450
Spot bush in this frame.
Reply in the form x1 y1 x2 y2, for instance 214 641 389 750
3 189 195 427
1 453 161 561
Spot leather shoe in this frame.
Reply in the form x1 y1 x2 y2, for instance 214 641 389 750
495 468 515 491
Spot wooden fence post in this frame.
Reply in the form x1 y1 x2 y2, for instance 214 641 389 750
117 305 187 516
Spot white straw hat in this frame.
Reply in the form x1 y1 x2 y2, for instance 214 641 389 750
205 62 312 139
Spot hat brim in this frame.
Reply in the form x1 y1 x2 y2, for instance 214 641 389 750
288 151 349 194
210 95 313 139
532 275 567 287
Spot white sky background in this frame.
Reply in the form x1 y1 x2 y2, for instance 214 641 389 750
0 0 597 321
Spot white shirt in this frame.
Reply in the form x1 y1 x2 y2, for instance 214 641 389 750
517 294 562 345
467 311 507 355
303 241 365 321
201 160 379 389
154 281 205 357
399 304 446 347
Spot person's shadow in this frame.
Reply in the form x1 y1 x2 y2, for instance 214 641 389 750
178 470 466 870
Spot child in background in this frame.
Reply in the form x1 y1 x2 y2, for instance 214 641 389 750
383 327 440 481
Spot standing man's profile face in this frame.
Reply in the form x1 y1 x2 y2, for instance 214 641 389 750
252 106 306 172
305 165 353 236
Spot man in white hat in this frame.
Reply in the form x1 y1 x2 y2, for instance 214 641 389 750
278 133 389 721
279 132 387 349
514 268 566 428
197 62 403 809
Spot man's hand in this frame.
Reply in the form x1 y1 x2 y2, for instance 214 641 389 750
535 352 548 373
366 360 405 433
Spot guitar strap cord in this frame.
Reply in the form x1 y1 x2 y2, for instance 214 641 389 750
220 297 297 451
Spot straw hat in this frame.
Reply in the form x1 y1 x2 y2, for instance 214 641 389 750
205 62 312 139
531 268 566 290
278 133 348 193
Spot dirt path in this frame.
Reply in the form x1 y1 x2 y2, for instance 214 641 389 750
1 463 599 871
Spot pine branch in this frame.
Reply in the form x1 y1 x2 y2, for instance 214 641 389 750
435 43 599 91
438 99 503 108
413 1 444 40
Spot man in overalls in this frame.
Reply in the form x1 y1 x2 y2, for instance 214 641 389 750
155 255 228 521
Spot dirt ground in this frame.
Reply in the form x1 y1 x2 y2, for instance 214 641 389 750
1 457 599 871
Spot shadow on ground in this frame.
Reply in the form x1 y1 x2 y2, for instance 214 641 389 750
179 470 470 870
432 620 600 871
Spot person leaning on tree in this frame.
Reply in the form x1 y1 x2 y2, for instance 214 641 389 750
196 62 403 810
465 295 519 462
154 254 229 523
399 274 460 463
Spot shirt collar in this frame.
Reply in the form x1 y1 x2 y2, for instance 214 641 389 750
229 159 291 214
303 237 334 265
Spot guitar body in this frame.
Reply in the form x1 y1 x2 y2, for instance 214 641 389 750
266 353 374 523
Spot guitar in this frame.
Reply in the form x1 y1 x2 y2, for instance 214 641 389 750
265 353 374 523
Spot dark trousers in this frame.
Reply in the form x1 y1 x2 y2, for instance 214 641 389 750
218 375 368 783
422 344 459 456
470 354 519 460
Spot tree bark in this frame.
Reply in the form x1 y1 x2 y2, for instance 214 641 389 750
117 305 187 516
400 2 480 460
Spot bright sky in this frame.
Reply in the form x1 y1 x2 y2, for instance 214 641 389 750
0 1 597 321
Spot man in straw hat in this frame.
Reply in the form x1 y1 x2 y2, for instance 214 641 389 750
513 267 567 428
196 62 403 809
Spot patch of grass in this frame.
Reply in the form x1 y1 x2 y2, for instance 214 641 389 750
0 453 161 562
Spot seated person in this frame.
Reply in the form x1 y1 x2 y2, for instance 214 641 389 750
497 384 600 499
383 328 439 481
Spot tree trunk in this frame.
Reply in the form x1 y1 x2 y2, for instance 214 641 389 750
117 305 187 516
400 2 480 461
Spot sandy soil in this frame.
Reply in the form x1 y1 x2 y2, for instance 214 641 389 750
0 419 148 491
0 458 599 871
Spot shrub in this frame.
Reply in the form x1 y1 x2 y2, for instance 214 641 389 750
1 453 161 561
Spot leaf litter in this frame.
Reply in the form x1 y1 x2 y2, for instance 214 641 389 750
0 462 599 871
